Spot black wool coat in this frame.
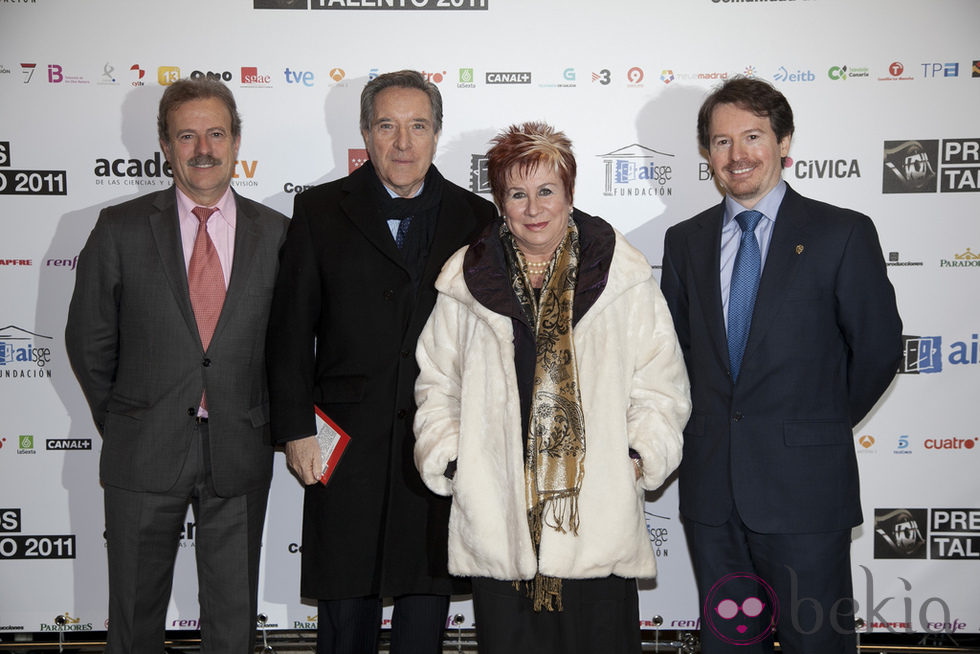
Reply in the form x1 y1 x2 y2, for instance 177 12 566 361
267 162 495 599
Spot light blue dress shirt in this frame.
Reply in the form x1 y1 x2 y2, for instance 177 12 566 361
719 180 787 331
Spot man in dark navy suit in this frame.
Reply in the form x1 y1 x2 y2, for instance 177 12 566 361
661 77 902 654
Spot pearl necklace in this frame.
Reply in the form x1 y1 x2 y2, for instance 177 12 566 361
526 259 550 275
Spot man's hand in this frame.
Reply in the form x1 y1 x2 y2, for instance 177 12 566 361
285 435 322 486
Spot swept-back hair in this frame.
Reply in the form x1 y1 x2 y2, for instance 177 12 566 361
486 122 576 209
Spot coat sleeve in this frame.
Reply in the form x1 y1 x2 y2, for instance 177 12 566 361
626 277 692 491
266 195 321 443
413 292 464 497
659 227 690 356
65 210 122 435
835 214 903 426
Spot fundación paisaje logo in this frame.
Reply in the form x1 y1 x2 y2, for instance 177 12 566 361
0 325 53 379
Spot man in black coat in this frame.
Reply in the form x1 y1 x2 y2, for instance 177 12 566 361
661 77 902 653
267 70 495 653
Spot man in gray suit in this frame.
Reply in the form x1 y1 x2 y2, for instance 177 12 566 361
66 78 288 654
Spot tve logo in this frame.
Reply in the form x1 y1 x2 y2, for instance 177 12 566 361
285 68 314 86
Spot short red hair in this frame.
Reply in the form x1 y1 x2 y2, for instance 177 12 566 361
486 122 576 210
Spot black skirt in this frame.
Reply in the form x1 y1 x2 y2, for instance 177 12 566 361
470 575 642 654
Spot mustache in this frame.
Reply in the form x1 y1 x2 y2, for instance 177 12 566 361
725 158 758 171
187 155 221 167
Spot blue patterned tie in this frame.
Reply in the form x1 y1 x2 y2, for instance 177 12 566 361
727 210 764 381
394 216 413 249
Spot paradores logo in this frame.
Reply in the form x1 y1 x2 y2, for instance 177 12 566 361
39 614 92 632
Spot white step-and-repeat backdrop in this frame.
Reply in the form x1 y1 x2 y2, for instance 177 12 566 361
1 0 978 638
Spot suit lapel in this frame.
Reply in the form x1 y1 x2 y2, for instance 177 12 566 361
688 201 730 370
149 188 202 348
742 186 810 364
340 165 406 270
209 190 259 347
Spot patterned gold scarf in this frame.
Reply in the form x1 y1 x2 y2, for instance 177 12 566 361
502 219 586 612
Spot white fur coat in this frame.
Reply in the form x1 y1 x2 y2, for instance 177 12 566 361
414 229 691 581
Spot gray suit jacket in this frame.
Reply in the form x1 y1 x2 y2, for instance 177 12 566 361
66 186 289 497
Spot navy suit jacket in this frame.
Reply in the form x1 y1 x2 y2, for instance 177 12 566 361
661 184 902 533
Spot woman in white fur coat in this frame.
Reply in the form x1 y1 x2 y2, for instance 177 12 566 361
413 122 691 654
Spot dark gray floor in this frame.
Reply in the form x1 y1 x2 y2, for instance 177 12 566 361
2 630 980 652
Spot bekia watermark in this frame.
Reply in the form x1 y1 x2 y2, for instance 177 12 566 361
703 566 960 645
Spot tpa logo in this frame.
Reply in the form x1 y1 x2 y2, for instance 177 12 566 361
921 62 959 78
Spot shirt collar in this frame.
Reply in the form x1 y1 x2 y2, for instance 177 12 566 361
383 182 424 199
175 186 236 228
723 179 786 227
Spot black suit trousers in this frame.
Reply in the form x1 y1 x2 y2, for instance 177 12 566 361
684 509 857 654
